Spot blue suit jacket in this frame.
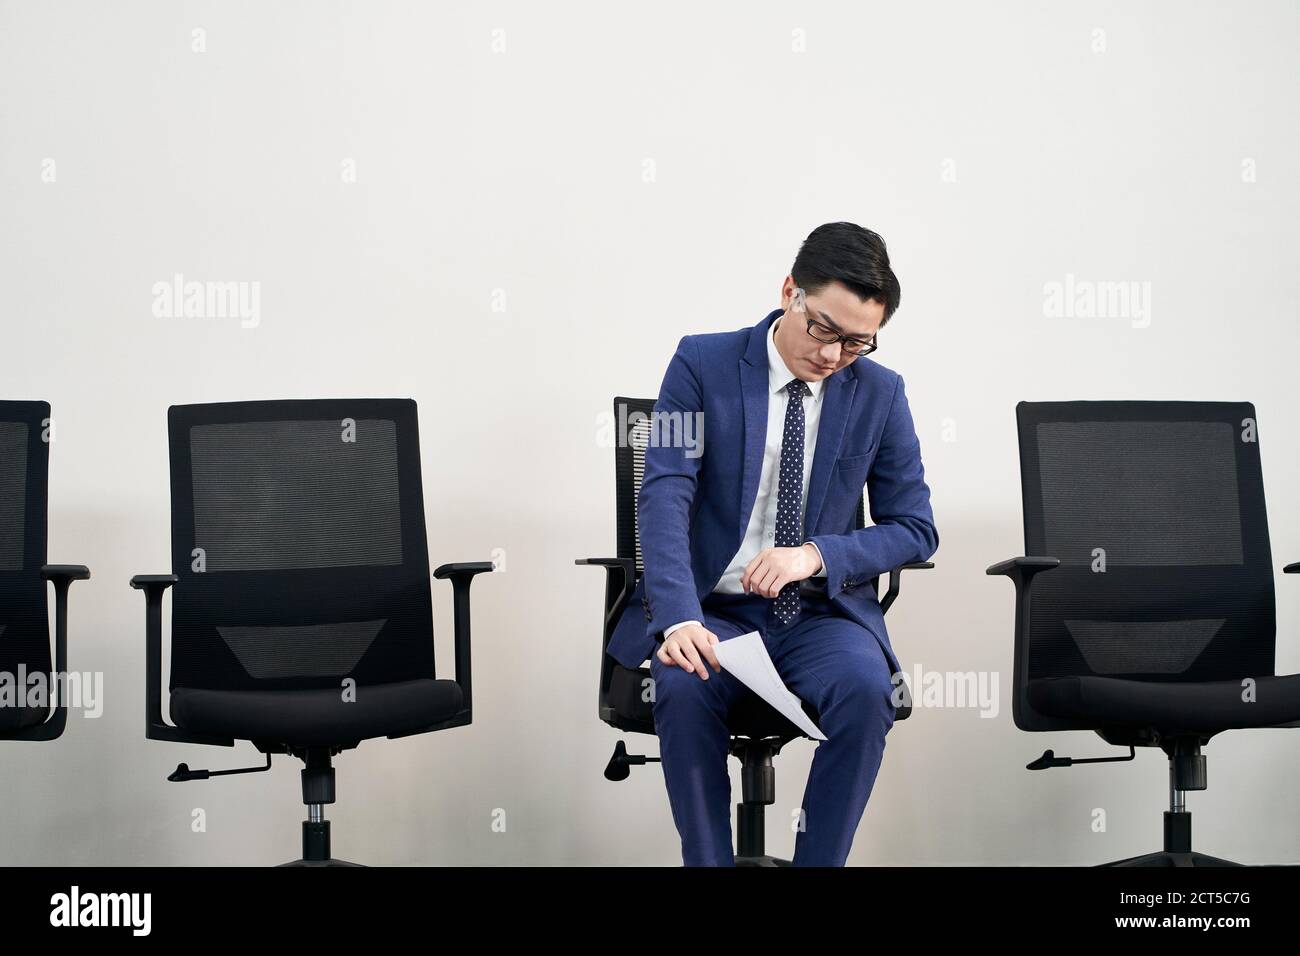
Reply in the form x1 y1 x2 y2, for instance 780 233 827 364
607 309 939 675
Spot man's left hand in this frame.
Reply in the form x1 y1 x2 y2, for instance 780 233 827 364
741 543 822 598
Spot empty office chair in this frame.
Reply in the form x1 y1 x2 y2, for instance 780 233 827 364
0 401 89 742
130 399 492 866
578 396 930 865
989 400 1300 866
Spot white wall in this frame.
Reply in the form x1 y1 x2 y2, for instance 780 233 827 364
1 0 1297 865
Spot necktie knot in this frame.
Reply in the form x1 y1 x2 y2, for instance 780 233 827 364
786 379 810 400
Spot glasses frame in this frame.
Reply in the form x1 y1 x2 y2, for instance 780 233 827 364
790 286 878 357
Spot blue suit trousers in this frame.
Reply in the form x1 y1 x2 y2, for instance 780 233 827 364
649 587 897 866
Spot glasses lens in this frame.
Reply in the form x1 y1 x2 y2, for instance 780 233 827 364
806 321 840 344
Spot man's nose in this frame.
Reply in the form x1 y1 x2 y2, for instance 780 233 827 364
819 342 842 363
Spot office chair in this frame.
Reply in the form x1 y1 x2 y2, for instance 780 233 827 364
0 401 90 743
129 399 493 866
988 400 1300 866
578 396 931 866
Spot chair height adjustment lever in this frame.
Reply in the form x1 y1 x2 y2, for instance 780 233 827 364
168 753 273 782
604 740 662 781
1026 747 1136 771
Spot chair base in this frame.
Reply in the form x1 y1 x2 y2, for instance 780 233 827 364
1101 850 1242 867
735 855 791 867
284 750 368 866
277 857 365 867
1092 744 1243 868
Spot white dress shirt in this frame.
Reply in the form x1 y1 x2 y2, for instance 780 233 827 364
664 317 826 638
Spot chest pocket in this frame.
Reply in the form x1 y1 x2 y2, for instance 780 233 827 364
820 446 875 530
833 446 875 483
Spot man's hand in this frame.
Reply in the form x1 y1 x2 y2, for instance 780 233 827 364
656 623 722 680
741 544 822 598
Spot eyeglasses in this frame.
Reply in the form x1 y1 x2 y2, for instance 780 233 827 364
791 287 877 356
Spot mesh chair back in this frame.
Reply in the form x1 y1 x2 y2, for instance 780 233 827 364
167 400 436 692
0 401 50 677
1017 401 1275 683
614 397 658 574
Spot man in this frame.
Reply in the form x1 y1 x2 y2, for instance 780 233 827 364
607 222 938 866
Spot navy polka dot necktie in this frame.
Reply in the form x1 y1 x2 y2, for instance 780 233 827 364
773 378 810 625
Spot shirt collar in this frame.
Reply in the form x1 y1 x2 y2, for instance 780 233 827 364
767 315 824 398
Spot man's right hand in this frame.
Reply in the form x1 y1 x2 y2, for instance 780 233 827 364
656 623 722 680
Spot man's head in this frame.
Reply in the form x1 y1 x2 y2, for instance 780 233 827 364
773 222 901 383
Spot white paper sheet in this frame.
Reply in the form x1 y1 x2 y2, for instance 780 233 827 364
712 631 826 741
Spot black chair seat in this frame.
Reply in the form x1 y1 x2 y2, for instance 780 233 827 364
1029 673 1300 732
170 678 463 747
0 704 49 736
728 692 814 740
606 664 654 727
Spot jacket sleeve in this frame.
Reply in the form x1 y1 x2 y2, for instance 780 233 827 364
638 335 707 636
807 373 938 600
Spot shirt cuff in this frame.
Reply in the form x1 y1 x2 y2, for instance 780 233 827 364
803 541 826 578
663 620 702 638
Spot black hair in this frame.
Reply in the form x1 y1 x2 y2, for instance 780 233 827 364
791 222 901 325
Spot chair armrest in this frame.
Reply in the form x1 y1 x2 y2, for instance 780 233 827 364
574 556 634 608
129 574 179 588
986 556 1061 577
1284 563 1300 574
875 561 935 616
574 557 636 570
431 561 495 720
574 557 637 637
432 561 496 580
42 564 90 583
576 557 641 718
986 556 1067 731
129 574 233 747
10 565 91 741
985 557 1061 609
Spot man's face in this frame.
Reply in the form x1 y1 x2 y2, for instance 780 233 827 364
775 279 884 383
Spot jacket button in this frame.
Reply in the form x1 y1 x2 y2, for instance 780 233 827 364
644 611 652 621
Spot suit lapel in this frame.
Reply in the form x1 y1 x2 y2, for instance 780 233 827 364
738 315 774 548
804 370 856 535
